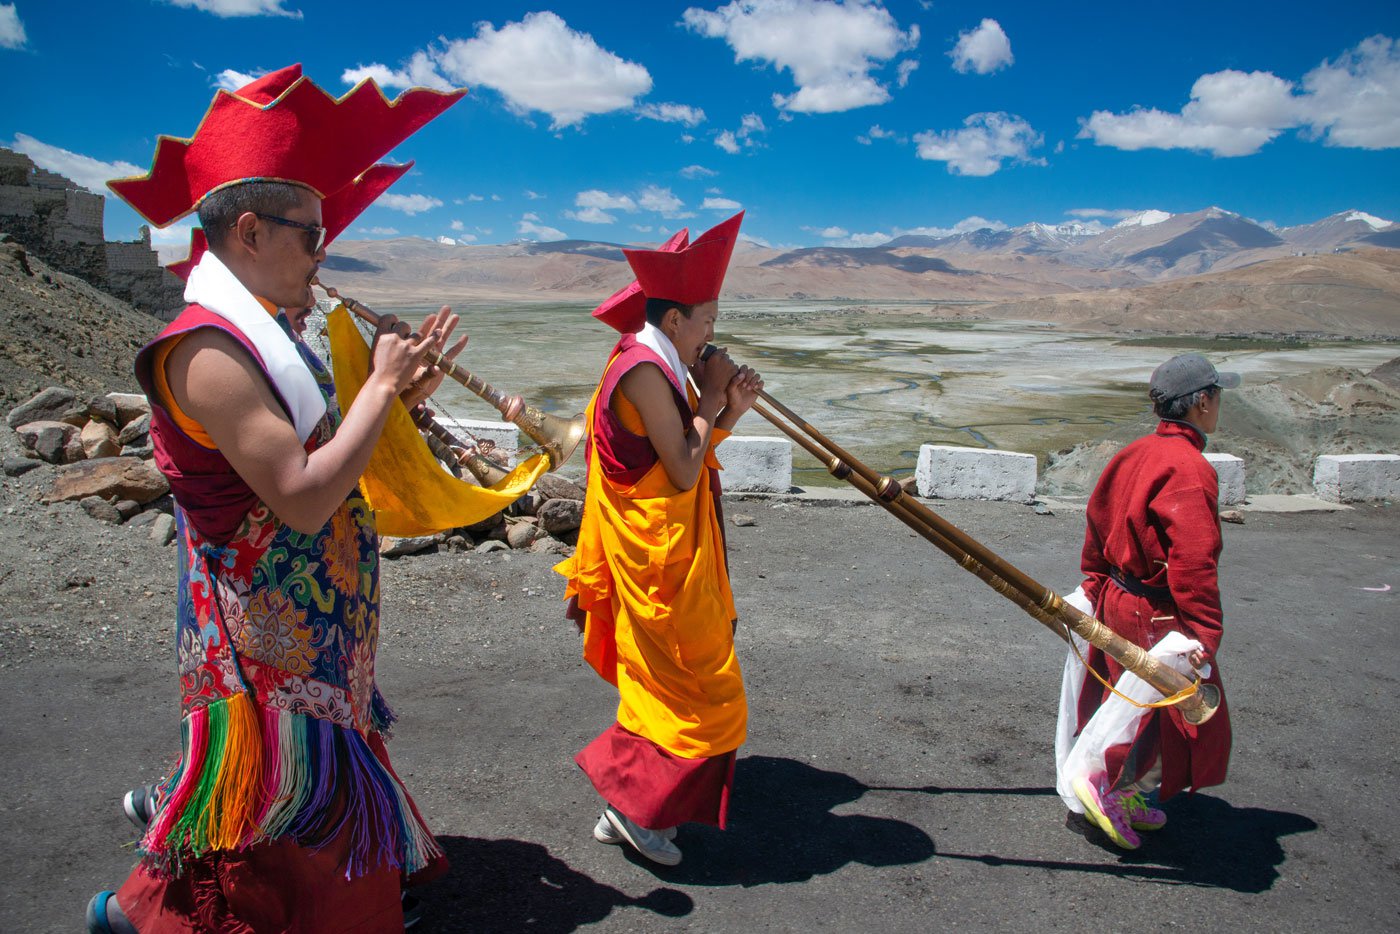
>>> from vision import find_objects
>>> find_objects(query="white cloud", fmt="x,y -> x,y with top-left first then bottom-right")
857,123 -> 905,145
681,133 -> 696,144
524,190 -> 545,200
457,232 -> 478,243
364,227 -> 400,236
715,112 -> 767,154
914,112 -> 1045,176
819,215 -> 1007,247
450,220 -> 465,231
147,223 -> 197,247
565,206 -> 617,224
377,193 -> 443,215
683,0 -> 919,113
632,224 -> 655,233
897,59 -> 919,88
1080,35 -> 1400,156
739,232 -> 773,248
0,4 -> 27,49
705,187 -> 723,195
702,197 -> 742,210
680,164 -> 717,178
1067,208 -> 1142,220
576,190 -> 637,211
213,68 -> 262,91
637,102 -> 707,126
436,235 -> 456,245
342,51 -> 454,92
949,18 -> 1013,75
1079,70 -> 1298,157
160,0 -> 302,18
839,231 -> 892,247
1298,35 -> 1400,149
11,133 -> 142,194
519,212 -> 568,241
436,12 -> 651,128
466,194 -> 485,202
638,185 -> 686,217
491,194 -> 503,202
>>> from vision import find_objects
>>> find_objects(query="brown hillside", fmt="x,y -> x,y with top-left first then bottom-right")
0,241 -> 157,408
974,249 -> 1400,338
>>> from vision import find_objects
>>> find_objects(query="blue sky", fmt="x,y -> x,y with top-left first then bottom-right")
3,0 -> 1398,252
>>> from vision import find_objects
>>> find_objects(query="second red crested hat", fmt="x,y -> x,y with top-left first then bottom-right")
166,161 -> 411,281
591,227 -> 690,333
621,211 -> 744,309
108,63 -> 465,228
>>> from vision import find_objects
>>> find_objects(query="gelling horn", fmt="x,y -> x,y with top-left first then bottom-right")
700,344 -> 1220,725
315,281 -> 587,471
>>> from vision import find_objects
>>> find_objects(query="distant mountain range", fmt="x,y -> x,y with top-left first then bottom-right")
270,205 -> 1400,336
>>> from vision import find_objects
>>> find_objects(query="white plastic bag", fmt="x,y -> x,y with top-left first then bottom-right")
1053,586 -> 1204,812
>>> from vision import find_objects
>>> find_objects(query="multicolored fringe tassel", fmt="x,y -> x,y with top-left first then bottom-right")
140,695 -> 441,879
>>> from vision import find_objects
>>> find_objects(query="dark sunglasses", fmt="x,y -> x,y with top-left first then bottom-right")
254,213 -> 327,254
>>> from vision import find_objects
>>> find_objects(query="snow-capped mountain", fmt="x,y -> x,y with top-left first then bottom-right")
1281,210 -> 1397,251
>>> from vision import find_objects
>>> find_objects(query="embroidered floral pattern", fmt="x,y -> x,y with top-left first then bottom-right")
240,588 -> 316,675
174,336 -> 384,734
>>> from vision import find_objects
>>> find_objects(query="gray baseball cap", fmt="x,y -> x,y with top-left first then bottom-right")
1148,353 -> 1241,402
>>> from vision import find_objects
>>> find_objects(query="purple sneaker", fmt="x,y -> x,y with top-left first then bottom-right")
1072,776 -> 1141,850
1122,791 -> 1167,831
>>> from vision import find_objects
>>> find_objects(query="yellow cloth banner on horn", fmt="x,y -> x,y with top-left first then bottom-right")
325,304 -> 549,537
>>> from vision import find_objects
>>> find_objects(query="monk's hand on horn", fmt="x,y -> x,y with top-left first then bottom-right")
697,345 -> 738,403
369,313 -> 439,396
725,365 -> 763,416
402,305 -> 467,409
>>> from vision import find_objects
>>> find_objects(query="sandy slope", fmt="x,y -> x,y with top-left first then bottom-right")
972,250 -> 1400,339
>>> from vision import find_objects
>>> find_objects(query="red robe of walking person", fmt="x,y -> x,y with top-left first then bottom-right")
1065,352 -> 1237,850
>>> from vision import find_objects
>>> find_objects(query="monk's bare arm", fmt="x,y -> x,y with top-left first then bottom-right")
620,363 -> 724,492
166,328 -> 426,533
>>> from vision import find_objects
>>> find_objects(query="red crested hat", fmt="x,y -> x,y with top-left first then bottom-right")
591,227 -> 690,333
165,161 -> 411,280
621,211 -> 743,310
108,63 -> 465,227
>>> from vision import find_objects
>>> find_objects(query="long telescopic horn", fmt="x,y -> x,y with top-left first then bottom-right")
317,281 -> 586,471
701,343 -> 1219,725
408,407 -> 513,487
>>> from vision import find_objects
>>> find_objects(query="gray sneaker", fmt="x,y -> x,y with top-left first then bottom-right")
603,805 -> 682,866
593,811 -> 677,844
122,784 -> 160,831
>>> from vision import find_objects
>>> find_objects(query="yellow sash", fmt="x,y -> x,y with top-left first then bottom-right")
325,304 -> 549,537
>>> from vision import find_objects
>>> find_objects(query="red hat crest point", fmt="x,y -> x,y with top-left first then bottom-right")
592,226 -> 691,333
621,210 -> 744,309
108,66 -> 466,228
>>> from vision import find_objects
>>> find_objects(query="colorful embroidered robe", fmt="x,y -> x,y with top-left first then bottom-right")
132,305 -> 440,878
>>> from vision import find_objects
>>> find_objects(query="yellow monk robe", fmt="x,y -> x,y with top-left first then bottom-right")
556,356 -> 747,759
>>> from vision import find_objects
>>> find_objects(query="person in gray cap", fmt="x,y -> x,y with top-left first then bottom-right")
1059,353 -> 1239,850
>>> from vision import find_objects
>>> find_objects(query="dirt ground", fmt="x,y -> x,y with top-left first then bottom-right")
1,448 -> 1397,931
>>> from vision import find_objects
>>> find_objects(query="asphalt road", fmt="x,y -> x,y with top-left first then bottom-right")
2,495 -> 1397,932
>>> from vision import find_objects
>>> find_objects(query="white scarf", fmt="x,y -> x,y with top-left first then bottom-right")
184,251 -> 326,442
636,322 -> 689,391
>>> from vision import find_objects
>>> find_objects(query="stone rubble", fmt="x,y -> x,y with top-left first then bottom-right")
7,382 -> 588,560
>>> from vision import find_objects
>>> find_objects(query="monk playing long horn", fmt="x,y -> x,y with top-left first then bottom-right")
555,212 -> 762,867
87,65 -> 466,933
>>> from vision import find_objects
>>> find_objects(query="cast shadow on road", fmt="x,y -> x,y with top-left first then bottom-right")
629,755 -> 936,886
414,836 -> 694,933
938,794 -> 1317,894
